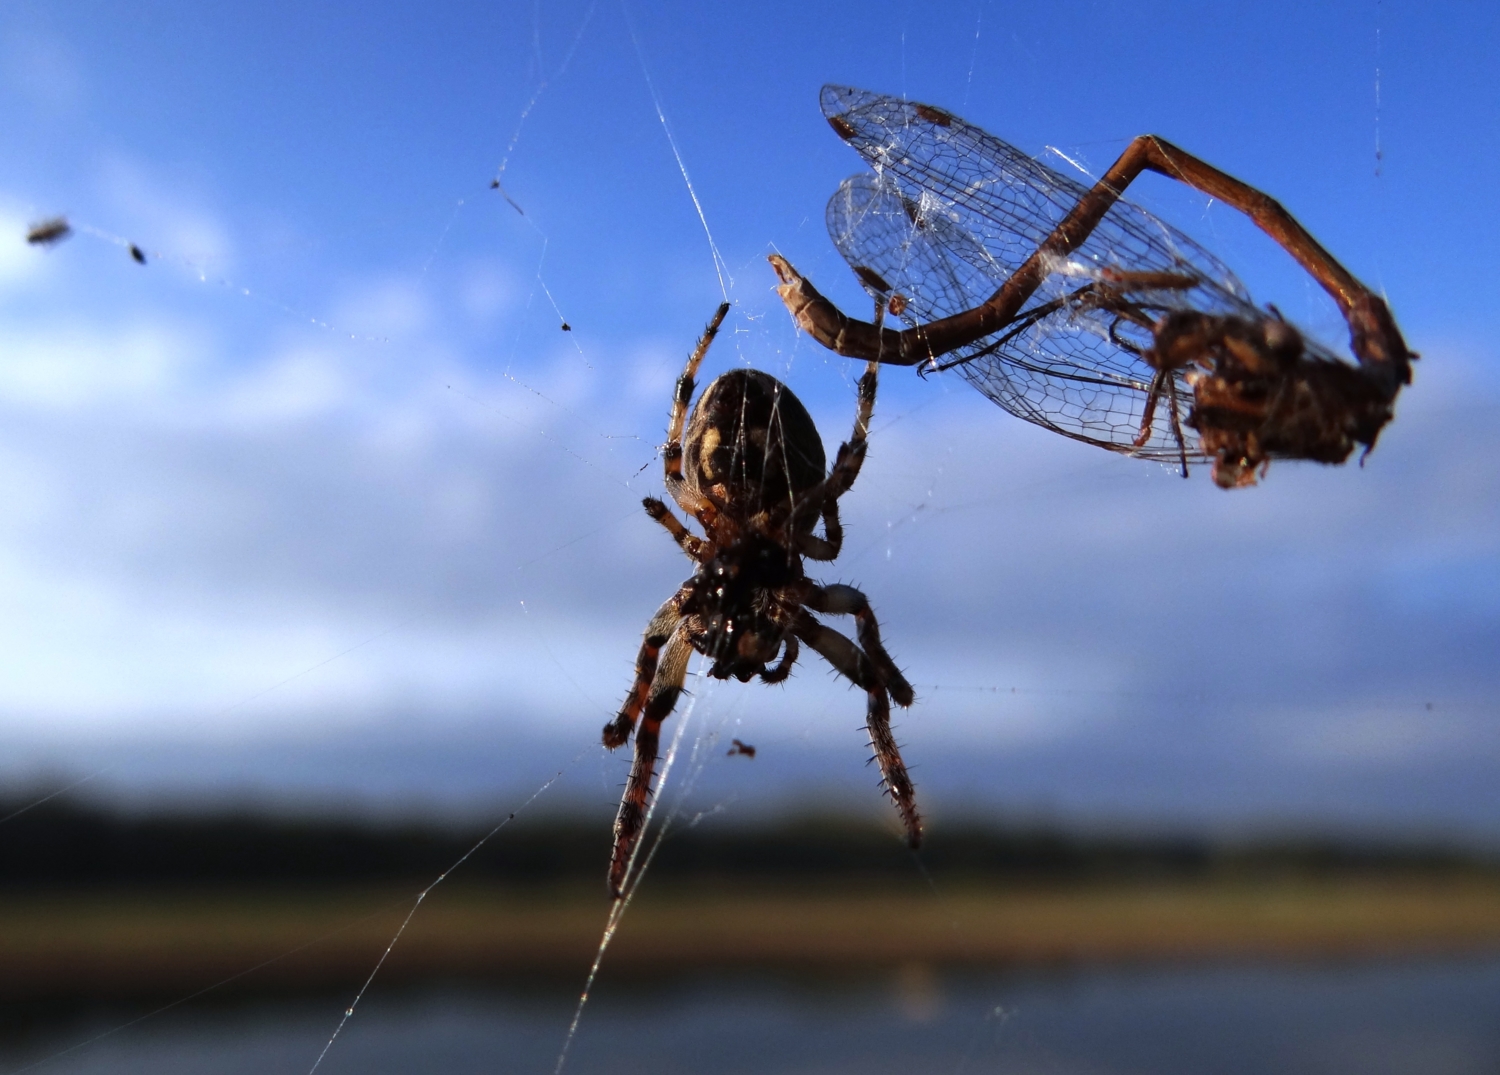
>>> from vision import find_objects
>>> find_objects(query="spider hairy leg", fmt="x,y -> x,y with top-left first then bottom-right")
664,303 -> 730,521
825,361 -> 877,498
864,686 -> 922,848
643,497 -> 708,561
794,615 -> 922,848
610,626 -> 692,898
759,634 -> 800,684
806,582 -> 913,707
796,359 -> 877,554
791,361 -> 879,532
603,586 -> 690,749
796,500 -> 841,561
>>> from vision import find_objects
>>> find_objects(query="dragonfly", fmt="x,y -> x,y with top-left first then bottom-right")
769,86 -> 1415,488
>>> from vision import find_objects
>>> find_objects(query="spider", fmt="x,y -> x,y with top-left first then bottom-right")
768,86 -> 1415,488
602,301 -> 919,898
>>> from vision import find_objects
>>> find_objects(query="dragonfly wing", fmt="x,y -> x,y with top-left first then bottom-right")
819,85 -> 1286,459
820,85 -> 1246,295
827,170 -> 1204,459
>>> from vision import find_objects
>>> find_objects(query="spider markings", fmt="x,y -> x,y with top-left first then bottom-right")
770,85 -> 1415,488
602,303 -> 920,899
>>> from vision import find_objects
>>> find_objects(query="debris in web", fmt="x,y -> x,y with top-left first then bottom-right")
25,217 -> 72,247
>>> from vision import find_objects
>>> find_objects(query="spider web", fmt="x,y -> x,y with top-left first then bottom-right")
1,4 -> 1493,1075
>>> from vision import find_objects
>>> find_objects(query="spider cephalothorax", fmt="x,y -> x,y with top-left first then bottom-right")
684,533 -> 799,681
602,303 -> 920,898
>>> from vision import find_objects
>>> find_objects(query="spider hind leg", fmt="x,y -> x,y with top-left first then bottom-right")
794,615 -> 922,848
865,686 -> 922,847
807,583 -> 914,707
604,587 -> 690,749
609,625 -> 692,898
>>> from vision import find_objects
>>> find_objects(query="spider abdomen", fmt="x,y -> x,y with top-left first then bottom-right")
684,369 -> 826,517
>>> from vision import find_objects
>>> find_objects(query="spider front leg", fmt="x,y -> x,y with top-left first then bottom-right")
797,500 -> 842,561
643,497 -> 708,561
663,303 -> 730,522
791,359 -> 879,535
831,359 -> 878,497
759,634 -> 800,684
609,622 -> 693,898
793,612 -> 922,847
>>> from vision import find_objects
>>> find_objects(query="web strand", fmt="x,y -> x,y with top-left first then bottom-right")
621,0 -> 730,300
491,2 -> 599,192
0,771 -> 108,827
1,758 -> 579,1075
962,4 -> 984,111
305,757 -> 581,1075
65,221 -> 390,344
552,677 -> 710,1075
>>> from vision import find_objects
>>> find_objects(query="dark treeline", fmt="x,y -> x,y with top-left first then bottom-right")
1,795 -> 1492,887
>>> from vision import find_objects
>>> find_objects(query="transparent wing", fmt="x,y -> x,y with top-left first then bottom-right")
819,85 -> 1308,459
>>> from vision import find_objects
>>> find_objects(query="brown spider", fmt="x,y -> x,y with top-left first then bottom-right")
602,302 -> 919,898
769,86 -> 1415,488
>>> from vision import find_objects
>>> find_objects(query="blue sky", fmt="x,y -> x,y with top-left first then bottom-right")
0,0 -> 1497,841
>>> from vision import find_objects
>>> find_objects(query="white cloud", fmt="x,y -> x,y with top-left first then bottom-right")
0,318 -> 207,409
329,277 -> 434,339
0,266 -> 1494,834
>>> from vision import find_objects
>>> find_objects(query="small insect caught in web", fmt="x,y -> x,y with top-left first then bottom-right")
769,85 -> 1416,488
130,243 -> 147,265
26,217 -> 72,247
726,738 -> 756,758
601,302 -> 921,898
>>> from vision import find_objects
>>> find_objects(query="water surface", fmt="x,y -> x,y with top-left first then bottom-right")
7,958 -> 1499,1075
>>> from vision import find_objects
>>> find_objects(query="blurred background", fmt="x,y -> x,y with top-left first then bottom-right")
1,0 -> 1497,1072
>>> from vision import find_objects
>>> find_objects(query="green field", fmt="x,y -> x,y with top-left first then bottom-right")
7,876 -> 1500,1002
